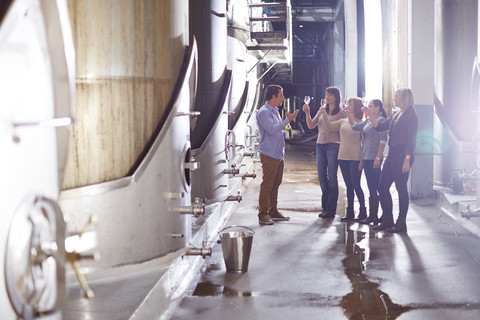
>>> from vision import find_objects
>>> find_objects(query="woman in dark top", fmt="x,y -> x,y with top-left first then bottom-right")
366,88 -> 418,233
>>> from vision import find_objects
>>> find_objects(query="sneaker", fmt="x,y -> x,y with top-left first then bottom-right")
258,213 -> 274,225
269,209 -> 290,221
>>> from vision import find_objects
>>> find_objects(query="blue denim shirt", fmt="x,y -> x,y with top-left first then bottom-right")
256,102 -> 289,160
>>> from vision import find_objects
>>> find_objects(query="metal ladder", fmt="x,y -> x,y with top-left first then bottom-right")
246,0 -> 290,51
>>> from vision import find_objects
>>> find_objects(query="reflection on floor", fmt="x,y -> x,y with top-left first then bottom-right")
172,143 -> 480,320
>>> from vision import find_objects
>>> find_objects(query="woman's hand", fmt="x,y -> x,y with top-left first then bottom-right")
302,104 -> 310,113
402,158 -> 410,173
319,106 -> 327,114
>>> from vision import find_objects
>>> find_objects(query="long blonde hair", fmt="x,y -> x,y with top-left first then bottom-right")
394,88 -> 415,120
396,88 -> 415,110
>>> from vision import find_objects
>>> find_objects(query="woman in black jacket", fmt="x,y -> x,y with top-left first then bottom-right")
366,88 -> 418,233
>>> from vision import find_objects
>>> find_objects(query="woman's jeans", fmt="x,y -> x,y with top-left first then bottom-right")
363,159 -> 381,199
378,148 -> 414,223
338,160 -> 365,208
316,143 -> 339,213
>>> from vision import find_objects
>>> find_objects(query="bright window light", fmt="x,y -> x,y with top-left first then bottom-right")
364,0 -> 382,99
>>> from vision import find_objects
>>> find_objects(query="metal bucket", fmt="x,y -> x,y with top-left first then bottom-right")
218,225 -> 255,273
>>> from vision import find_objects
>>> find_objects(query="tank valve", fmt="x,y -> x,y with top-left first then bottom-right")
460,205 -> 480,219
172,198 -> 205,218
225,191 -> 242,202
241,172 -> 256,179
184,247 -> 212,259
184,156 -> 200,171
65,215 -> 99,299
223,164 -> 240,176
176,111 -> 201,118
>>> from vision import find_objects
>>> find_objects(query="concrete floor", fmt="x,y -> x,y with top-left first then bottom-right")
172,143 -> 480,320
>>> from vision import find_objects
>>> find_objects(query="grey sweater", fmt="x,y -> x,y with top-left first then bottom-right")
351,116 -> 388,160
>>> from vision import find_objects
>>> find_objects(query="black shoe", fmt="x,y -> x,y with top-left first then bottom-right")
340,215 -> 354,221
318,208 -> 327,217
353,207 -> 368,222
321,212 -> 336,219
388,223 -> 407,233
372,221 -> 394,230
341,207 -> 354,221
358,215 -> 379,225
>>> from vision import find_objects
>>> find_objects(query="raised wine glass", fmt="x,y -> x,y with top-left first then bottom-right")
304,96 -> 311,104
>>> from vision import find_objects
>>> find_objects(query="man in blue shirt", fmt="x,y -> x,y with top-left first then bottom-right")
256,85 -> 299,225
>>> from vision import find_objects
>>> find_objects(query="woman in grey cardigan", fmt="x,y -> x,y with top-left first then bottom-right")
347,99 -> 388,224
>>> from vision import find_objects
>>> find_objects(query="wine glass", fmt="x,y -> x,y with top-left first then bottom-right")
304,96 -> 311,104
320,99 -> 326,106
361,97 -> 368,107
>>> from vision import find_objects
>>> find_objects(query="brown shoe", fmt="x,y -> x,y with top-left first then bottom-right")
269,209 -> 290,221
258,213 -> 274,225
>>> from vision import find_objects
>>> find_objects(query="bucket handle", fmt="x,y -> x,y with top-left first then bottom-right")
218,225 -> 255,235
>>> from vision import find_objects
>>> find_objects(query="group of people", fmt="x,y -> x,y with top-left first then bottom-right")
256,84 -> 418,233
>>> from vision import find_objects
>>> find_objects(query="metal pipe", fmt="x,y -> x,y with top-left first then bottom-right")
172,204 -> 205,218
184,247 -> 212,258
223,168 -> 240,175
225,191 -> 242,202
460,205 -> 480,219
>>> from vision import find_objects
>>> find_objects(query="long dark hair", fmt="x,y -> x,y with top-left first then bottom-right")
371,99 -> 387,118
325,86 -> 341,115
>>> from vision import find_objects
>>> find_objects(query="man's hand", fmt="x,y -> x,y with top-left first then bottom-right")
287,109 -> 300,122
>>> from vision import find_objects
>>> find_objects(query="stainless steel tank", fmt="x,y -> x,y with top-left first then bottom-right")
0,0 -> 75,318
59,0 -> 195,269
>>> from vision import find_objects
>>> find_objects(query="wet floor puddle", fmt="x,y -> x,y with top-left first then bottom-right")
340,224 -> 411,319
192,282 -> 252,297
191,225 -> 411,318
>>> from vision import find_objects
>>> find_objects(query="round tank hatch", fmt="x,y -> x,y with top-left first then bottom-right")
181,142 -> 200,192
4,195 -> 66,318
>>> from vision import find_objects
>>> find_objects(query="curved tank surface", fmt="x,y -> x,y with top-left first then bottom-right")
0,0 -> 75,318
59,0 -> 193,269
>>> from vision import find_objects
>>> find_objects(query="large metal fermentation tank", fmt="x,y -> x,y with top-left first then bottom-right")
433,0 -> 478,184
189,0 -> 232,204
59,0 -> 195,270
226,0 -> 261,163
64,0 -> 188,188
0,0 -> 75,318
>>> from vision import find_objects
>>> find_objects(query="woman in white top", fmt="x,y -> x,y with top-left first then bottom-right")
320,98 -> 366,221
